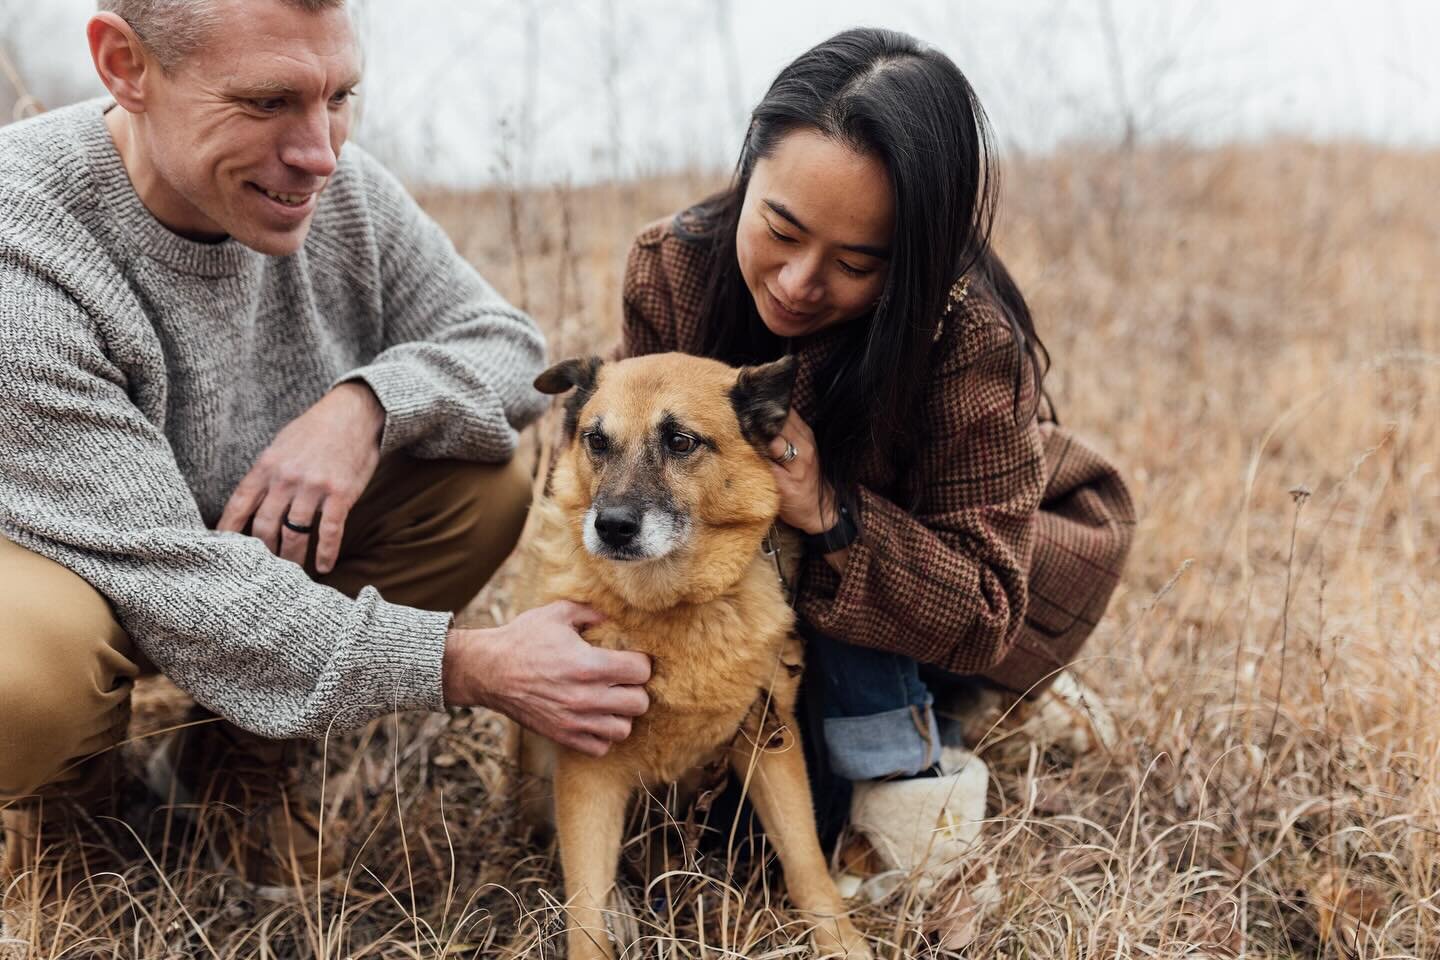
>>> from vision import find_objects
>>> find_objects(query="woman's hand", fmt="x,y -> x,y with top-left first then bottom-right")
767,409 -> 840,535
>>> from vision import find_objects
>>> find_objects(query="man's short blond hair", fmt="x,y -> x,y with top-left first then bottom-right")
97,0 -> 348,71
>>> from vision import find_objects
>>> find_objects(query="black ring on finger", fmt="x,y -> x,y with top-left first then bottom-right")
282,515 -> 315,535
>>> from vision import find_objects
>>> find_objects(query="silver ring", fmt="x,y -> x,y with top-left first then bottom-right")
776,440 -> 798,465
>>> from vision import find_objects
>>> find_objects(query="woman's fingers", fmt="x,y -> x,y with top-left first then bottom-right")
768,433 -> 792,462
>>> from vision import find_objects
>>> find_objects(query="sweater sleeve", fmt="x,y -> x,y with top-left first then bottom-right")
0,263 -> 452,740
339,153 -> 548,460
796,303 -> 1046,675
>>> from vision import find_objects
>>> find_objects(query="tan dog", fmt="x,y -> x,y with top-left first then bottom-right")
509,352 -> 870,960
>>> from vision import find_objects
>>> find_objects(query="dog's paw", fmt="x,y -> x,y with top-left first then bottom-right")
810,915 -> 872,959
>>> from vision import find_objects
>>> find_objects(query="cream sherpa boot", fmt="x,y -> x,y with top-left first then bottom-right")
837,746 -> 995,902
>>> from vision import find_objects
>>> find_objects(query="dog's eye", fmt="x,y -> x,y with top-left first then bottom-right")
665,432 -> 698,455
584,431 -> 609,454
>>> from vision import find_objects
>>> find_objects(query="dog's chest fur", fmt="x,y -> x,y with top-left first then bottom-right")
522,498 -> 797,786
587,562 -> 794,783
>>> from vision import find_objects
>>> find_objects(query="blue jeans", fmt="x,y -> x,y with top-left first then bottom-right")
807,632 -> 943,781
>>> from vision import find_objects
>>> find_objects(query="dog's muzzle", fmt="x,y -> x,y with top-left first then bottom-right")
595,504 -> 641,549
583,503 -> 689,561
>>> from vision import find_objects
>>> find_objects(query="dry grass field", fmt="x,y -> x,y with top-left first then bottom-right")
4,140 -> 1439,958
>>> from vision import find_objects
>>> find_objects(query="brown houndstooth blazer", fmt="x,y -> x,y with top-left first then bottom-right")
619,216 -> 1135,695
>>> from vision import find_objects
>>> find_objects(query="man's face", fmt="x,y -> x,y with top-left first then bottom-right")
134,0 -> 361,255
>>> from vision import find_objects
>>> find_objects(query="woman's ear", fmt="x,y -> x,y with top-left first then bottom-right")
731,355 -> 796,443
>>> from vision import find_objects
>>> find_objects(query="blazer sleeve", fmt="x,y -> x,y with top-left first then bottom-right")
617,221 -> 680,358
796,300 -> 1046,675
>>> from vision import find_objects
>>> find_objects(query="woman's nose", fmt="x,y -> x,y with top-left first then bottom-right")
777,255 -> 824,305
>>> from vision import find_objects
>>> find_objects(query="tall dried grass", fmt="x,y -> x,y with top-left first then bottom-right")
4,140 -> 1438,958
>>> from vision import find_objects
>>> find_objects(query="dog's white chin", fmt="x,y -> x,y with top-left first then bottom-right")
582,506 -> 691,561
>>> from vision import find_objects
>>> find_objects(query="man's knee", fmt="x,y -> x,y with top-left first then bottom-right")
323,454 -> 534,612
0,538 -> 136,798
431,456 -> 533,603
0,667 -> 102,798
452,456 -> 533,556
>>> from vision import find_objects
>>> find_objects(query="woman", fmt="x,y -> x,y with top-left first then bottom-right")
618,27 -> 1134,884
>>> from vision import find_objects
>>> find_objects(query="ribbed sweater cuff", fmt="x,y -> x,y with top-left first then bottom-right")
341,362 -> 432,456
362,599 -> 451,716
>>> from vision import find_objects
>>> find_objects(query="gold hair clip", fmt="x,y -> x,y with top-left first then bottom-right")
944,276 -> 971,314
935,276 -> 972,341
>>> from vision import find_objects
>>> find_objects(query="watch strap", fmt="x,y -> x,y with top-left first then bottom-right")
802,501 -> 860,554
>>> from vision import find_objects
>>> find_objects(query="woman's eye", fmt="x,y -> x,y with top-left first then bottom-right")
837,260 -> 872,278
584,432 -> 609,454
666,433 -> 698,455
766,223 -> 795,244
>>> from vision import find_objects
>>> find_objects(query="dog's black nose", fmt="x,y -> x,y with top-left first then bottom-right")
595,505 -> 641,548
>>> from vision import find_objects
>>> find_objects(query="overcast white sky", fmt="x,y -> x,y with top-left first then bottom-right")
3,0 -> 1437,185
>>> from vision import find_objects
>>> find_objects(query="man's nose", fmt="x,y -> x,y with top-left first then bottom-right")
278,106 -> 340,179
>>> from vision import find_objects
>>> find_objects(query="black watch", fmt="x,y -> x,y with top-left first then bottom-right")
802,501 -> 860,555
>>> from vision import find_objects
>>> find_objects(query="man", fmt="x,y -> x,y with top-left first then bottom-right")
0,0 -> 650,906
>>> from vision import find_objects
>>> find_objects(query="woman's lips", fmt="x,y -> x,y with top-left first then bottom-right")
766,286 -> 819,324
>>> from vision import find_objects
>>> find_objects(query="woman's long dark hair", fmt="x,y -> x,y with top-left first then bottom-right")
677,27 -> 1049,509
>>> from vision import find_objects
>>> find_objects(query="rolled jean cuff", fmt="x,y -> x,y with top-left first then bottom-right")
823,701 -> 942,781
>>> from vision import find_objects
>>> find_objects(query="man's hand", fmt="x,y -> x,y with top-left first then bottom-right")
217,382 -> 385,573
443,601 -> 652,757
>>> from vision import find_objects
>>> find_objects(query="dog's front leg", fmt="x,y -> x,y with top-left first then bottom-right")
728,718 -> 872,959
554,754 -> 632,960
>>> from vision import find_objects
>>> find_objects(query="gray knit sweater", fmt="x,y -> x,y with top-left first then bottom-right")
0,101 -> 548,738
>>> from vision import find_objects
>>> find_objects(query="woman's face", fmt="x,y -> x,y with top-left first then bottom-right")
736,129 -> 895,339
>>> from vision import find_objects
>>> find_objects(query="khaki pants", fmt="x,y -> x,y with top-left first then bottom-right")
0,454 -> 531,800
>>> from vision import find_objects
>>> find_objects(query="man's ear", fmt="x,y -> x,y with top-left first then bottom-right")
534,356 -> 603,439
730,355 -> 796,444
87,13 -> 153,113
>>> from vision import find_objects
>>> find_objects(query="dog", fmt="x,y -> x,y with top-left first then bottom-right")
508,352 -> 870,960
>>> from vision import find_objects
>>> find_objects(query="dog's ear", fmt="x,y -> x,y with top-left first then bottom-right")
535,356 -> 604,438
535,356 -> 602,395
730,355 -> 796,444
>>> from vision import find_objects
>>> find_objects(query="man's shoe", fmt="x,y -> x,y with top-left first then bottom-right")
143,713 -> 346,901
1,754 -> 135,948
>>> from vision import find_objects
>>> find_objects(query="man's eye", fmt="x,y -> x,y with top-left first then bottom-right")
666,433 -> 698,455
584,432 -> 609,454
330,89 -> 355,107
250,98 -> 286,113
